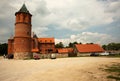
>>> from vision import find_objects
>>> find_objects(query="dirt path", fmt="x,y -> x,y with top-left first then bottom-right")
0,57 -> 120,81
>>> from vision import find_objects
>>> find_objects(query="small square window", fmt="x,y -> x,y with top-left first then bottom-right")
40,40 -> 42,42
27,32 -> 29,35
45,40 -> 47,42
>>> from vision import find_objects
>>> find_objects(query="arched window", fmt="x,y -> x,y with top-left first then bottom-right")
27,32 -> 30,35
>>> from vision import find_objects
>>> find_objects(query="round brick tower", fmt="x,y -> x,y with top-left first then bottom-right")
14,4 -> 32,59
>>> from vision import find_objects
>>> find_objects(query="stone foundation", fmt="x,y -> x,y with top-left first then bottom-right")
77,53 -> 91,57
56,54 -> 68,58
14,52 -> 33,59
33,53 -> 68,59
40,54 -> 51,59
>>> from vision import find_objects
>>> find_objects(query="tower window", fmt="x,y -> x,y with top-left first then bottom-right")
17,15 -> 20,21
40,40 -> 42,43
45,44 -> 47,47
45,40 -> 47,42
27,32 -> 30,35
50,44 -> 52,47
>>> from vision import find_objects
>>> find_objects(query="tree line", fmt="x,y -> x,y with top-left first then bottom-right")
102,43 -> 120,50
56,42 -> 120,51
55,41 -> 93,48
0,42 -> 119,56
0,43 -> 8,56
55,41 -> 80,48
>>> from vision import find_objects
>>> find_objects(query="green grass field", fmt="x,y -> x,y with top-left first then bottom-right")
104,63 -> 120,81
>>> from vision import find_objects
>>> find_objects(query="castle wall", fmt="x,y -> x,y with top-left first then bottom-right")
39,43 -> 55,54
15,23 -> 31,37
14,52 -> 32,59
14,37 -> 31,52
8,39 -> 14,54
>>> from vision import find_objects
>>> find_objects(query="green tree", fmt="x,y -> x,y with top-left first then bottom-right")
69,42 -> 74,47
102,43 -> 120,50
116,43 -> 120,50
73,41 -> 78,44
68,41 -> 78,48
79,42 -> 82,44
102,45 -> 107,50
0,43 -> 8,56
55,42 -> 64,48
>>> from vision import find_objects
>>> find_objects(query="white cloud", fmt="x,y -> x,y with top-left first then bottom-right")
105,1 -> 120,20
0,0 -> 120,44
55,32 -> 117,46
9,0 -> 114,32
43,0 -> 114,30
32,27 -> 48,37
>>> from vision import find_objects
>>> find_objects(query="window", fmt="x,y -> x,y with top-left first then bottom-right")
17,15 -> 20,21
45,40 -> 47,42
50,44 -> 52,47
23,16 -> 25,21
27,32 -> 30,35
40,40 -> 42,43
45,49 -> 47,51
45,44 -> 47,47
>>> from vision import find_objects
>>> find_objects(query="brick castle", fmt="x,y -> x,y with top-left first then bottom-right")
8,4 -> 56,59
8,4 -> 104,59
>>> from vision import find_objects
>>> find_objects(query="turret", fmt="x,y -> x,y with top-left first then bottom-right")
13,4 -> 32,59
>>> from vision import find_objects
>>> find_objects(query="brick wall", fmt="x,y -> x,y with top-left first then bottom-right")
14,37 -> 32,52
8,39 -> 14,54
14,52 -> 32,59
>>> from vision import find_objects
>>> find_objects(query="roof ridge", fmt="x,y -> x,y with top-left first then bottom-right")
39,37 -> 54,38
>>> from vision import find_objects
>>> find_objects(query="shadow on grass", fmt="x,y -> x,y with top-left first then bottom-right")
107,75 -> 120,80
104,63 -> 120,81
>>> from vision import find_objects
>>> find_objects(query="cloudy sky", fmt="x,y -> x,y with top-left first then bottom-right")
0,0 -> 120,46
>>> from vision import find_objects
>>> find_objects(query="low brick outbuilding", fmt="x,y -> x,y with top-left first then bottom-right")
74,44 -> 105,56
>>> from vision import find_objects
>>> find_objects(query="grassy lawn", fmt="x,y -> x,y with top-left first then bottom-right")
107,54 -> 120,58
98,54 -> 120,58
104,63 -> 120,81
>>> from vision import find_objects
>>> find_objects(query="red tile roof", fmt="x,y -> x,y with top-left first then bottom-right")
75,44 -> 104,53
58,48 -> 73,54
38,38 -> 54,43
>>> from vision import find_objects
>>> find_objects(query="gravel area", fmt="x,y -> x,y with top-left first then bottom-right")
0,57 -> 120,81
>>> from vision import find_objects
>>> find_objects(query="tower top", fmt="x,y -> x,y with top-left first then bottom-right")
19,4 -> 29,13
15,4 -> 32,16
